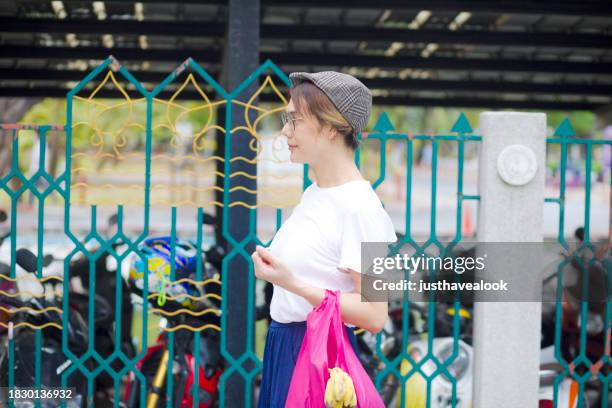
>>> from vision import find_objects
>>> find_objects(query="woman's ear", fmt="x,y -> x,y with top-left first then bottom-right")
324,125 -> 338,142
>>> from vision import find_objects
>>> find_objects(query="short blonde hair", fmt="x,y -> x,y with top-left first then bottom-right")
290,82 -> 358,150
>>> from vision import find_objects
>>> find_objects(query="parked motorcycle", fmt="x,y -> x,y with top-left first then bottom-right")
124,212 -> 225,408
34,236 -> 136,404
0,248 -> 97,408
124,284 -> 223,408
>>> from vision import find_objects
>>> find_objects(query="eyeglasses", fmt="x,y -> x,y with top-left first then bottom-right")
281,111 -> 302,131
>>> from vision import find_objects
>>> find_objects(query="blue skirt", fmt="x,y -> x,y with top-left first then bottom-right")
257,320 -> 358,408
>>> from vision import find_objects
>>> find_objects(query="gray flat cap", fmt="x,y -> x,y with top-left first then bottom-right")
289,71 -> 372,135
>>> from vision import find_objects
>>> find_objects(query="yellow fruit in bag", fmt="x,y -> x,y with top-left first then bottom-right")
324,367 -> 357,408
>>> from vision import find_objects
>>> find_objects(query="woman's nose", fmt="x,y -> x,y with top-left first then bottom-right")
281,122 -> 293,138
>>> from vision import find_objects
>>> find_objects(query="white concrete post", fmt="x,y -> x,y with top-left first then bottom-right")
473,112 -> 547,408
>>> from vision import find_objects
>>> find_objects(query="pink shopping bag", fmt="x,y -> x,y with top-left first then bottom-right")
285,290 -> 385,408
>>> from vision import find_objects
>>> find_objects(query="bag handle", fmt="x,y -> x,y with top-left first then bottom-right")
326,290 -> 349,367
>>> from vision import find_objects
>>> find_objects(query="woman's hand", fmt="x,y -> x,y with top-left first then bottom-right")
251,246 -> 295,289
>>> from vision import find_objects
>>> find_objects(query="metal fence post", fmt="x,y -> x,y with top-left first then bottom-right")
220,0 -> 260,406
473,112 -> 546,408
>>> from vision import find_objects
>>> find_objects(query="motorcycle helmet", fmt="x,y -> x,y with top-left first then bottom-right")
128,236 -> 201,307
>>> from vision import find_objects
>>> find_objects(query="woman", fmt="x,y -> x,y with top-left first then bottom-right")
252,71 -> 396,407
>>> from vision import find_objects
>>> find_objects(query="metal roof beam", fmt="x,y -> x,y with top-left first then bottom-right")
99,0 -> 612,18
265,0 -> 612,17
2,68 -> 612,97
1,18 -> 611,49
0,86 -> 603,111
2,46 -> 610,75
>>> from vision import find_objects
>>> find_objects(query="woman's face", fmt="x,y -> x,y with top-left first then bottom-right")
282,99 -> 329,164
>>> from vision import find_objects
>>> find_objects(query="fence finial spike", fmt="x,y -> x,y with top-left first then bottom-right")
553,117 -> 575,138
372,112 -> 395,133
451,112 -> 473,134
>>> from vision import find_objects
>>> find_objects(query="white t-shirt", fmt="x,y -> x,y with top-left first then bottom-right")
268,179 -> 397,323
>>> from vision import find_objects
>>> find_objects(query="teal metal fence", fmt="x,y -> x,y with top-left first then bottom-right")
359,111 -> 480,408
0,56 -> 609,408
544,119 -> 611,408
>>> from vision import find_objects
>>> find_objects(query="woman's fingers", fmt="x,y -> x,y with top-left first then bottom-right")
252,247 -> 294,289
251,252 -> 264,274
252,251 -> 272,280
256,245 -> 275,266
